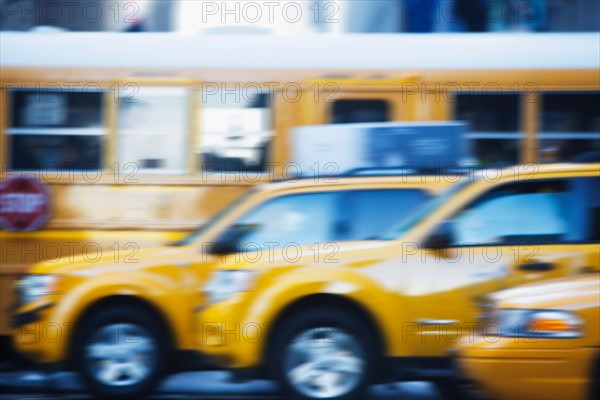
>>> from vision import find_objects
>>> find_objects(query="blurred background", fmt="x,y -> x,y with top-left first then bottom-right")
1,1 -> 599,398
2,0 -> 599,33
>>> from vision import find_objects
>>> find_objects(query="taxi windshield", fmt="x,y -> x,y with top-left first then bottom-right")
172,189 -> 256,246
380,178 -> 471,240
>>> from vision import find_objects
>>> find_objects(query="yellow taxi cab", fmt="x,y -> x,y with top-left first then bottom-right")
456,273 -> 600,400
10,173 -> 449,399
195,163 -> 599,400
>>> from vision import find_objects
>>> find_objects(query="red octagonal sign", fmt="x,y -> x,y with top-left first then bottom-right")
0,176 -> 51,231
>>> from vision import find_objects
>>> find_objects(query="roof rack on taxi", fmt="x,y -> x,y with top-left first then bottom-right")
342,166 -> 466,177
340,164 -> 502,177
269,167 -> 425,182
271,165 -> 515,182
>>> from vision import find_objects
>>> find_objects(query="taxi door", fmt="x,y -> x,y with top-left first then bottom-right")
403,176 -> 599,357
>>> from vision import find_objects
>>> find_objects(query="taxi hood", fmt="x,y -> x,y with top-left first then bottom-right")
492,274 -> 600,310
27,245 -> 202,276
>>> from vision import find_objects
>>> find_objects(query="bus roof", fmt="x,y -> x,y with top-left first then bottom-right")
2,32 -> 599,72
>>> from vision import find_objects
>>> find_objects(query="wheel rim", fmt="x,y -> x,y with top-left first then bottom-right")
283,327 -> 365,399
85,323 -> 157,387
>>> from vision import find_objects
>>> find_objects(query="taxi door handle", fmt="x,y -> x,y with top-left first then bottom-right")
518,262 -> 555,272
416,319 -> 458,326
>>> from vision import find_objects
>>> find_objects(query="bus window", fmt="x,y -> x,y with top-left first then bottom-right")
8,88 -> 104,171
199,87 -> 274,173
331,99 -> 390,124
538,92 -> 600,163
119,86 -> 188,173
455,93 -> 521,167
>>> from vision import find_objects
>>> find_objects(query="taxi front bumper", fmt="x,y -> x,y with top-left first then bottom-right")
11,302 -> 70,364
456,338 -> 597,400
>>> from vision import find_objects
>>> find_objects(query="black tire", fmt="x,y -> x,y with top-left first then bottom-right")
590,357 -> 600,400
72,304 -> 171,399
434,379 -> 485,400
268,306 -> 379,400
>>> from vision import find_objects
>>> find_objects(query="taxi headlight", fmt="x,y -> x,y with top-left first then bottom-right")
490,309 -> 582,339
203,270 -> 257,305
16,275 -> 61,304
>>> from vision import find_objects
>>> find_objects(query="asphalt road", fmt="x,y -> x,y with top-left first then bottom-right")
0,370 -> 444,399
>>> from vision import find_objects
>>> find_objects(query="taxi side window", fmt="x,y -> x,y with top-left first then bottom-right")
232,192 -> 337,251
336,189 -> 430,240
577,177 -> 600,242
452,180 -> 569,246
226,189 -> 429,251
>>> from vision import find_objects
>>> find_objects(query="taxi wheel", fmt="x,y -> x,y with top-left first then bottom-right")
591,357 -> 599,400
269,307 -> 377,400
434,379 -> 483,400
73,305 -> 171,399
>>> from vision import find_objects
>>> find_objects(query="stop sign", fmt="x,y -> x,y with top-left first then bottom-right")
0,176 -> 51,231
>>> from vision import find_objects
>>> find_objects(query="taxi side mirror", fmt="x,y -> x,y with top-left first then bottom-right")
206,223 -> 259,255
424,221 -> 454,250
206,239 -> 238,255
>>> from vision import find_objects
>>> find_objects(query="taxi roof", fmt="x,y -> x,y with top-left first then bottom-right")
471,162 -> 600,180
257,162 -> 600,194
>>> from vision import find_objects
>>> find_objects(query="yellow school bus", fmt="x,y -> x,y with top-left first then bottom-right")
1,32 -> 599,343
